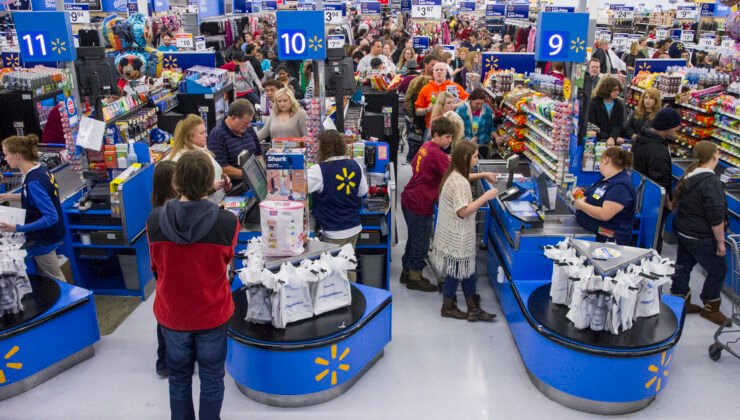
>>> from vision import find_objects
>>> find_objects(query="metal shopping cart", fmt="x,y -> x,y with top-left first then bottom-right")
708,235 -> 740,361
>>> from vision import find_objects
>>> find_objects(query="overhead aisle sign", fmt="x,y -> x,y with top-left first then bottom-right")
413,36 -> 430,51
411,0 -> 442,20
276,10 -> 326,61
700,3 -> 715,16
361,1 -> 381,16
459,2 -> 476,13
506,3 -> 529,19
233,0 -> 254,13
485,4 -> 506,17
545,6 -> 574,13
535,12 -> 589,63
13,11 -> 77,63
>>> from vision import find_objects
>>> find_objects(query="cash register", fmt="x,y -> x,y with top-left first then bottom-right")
498,172 -> 553,226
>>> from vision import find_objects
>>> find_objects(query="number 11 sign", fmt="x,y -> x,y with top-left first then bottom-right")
13,12 -> 77,63
535,12 -> 589,63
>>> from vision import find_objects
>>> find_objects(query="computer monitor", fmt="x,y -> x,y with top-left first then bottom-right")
242,155 -> 267,202
534,172 -> 551,211
75,47 -> 117,97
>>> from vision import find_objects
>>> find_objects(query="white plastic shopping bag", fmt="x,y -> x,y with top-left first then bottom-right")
260,200 -> 306,257
313,252 -> 354,316
271,262 -> 314,328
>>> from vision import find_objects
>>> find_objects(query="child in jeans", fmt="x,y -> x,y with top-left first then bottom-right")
431,141 -> 498,321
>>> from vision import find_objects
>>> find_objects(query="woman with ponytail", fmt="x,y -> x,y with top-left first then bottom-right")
574,146 -> 637,245
0,134 -> 66,281
670,141 -> 729,325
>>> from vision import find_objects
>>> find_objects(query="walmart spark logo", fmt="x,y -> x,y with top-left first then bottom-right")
163,56 -> 178,70
315,344 -> 350,386
3,53 -> 20,68
0,345 -> 23,384
308,36 -> 323,52
639,63 -> 651,72
570,37 -> 585,54
51,38 -> 67,55
335,168 -> 357,195
486,56 -> 500,70
645,351 -> 671,393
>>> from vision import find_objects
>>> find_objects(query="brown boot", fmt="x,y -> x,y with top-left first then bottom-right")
441,298 -> 467,319
406,270 -> 437,292
700,299 -> 729,326
400,269 -> 409,284
674,291 -> 702,314
466,296 -> 497,322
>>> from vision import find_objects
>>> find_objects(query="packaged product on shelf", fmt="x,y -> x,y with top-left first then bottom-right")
265,148 -> 307,202
259,200 -> 305,257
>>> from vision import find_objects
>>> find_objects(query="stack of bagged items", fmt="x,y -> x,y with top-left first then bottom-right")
238,239 -> 355,329
0,233 -> 32,317
544,240 -> 675,335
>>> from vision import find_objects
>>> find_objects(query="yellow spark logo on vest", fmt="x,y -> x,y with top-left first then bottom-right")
644,351 -> 671,393
335,168 -> 357,195
314,344 -> 350,386
0,345 -> 23,384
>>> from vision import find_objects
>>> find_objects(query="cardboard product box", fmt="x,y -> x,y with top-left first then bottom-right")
265,148 -> 307,202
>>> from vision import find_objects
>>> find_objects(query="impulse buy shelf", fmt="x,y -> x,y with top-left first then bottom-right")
60,164 -> 155,300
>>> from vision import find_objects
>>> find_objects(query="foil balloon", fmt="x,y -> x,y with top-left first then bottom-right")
720,0 -> 740,7
129,13 -> 153,49
115,50 -> 147,81
143,47 -> 164,78
102,14 -> 125,51
726,10 -> 740,41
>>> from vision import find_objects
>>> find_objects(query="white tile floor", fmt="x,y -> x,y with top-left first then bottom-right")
4,153 -> 740,419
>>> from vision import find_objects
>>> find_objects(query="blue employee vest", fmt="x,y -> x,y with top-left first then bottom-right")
312,159 -> 363,232
21,166 -> 65,246
575,170 -> 636,245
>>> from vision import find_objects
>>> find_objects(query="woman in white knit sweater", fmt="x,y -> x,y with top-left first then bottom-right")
432,141 -> 499,321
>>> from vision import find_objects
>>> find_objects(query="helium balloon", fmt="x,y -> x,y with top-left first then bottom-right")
115,50 -> 147,81
726,10 -> 740,41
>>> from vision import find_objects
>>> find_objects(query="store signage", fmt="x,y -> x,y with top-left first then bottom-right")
72,0 -> 102,11
441,44 -> 456,53
101,0 -> 126,12
544,6 -> 574,13
612,34 -> 629,51
411,0 -> 442,20
413,36 -> 430,51
401,0 -> 411,13
162,52 -> 216,70
485,4 -> 505,17
633,59 -> 686,73
262,1 -> 277,11
327,35 -> 345,49
194,36 -> 206,50
6,0 -> 31,10
610,5 -> 634,20
655,28 -> 668,39
276,10 -> 326,60
176,33 -> 194,49
680,30 -> 694,43
721,38 -> 735,48
361,1 -> 381,15
458,2 -> 475,13
127,0 -> 139,14
297,1 -> 316,11
482,53 -> 535,75
669,29 -> 682,41
676,6 -> 696,20
699,33 -> 716,49
153,0 -> 169,12
324,4 -> 345,25
535,12 -> 589,63
65,4 -> 91,24
12,12 -> 77,63
506,4 -> 529,19
234,0 -> 253,13
700,3 -> 715,16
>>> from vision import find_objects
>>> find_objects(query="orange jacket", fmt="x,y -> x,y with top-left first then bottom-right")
415,80 -> 469,127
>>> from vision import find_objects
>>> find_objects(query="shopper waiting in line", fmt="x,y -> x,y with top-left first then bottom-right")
166,114 -> 229,204
456,88 -> 494,154
591,40 -> 613,74
403,74 -> 432,165
671,141 -> 729,325
574,147 -> 636,245
415,62 -> 469,130
400,117 -> 497,291
357,39 -> 397,73
433,141 -> 498,321
427,91 -> 462,141
219,51 -> 262,105
632,107 -> 681,253
396,47 -> 417,75
623,87 -> 661,141
588,76 -> 627,145
150,160 -> 177,379
223,36 -> 244,63
0,135 -> 66,282
207,99 -> 262,183
257,87 -> 307,142
274,64 -> 304,100
308,130 -> 368,255
623,42 -> 646,74
261,79 -> 282,120
455,51 -> 480,90
451,47 -> 468,72
148,151 -> 239,420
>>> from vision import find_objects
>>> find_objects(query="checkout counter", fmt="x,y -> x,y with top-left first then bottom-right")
0,161 -> 100,400
478,159 -> 686,414
225,143 -> 395,407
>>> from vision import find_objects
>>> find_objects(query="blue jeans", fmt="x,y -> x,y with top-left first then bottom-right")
442,273 -> 477,299
402,204 -> 433,272
160,323 -> 228,420
670,235 -> 727,301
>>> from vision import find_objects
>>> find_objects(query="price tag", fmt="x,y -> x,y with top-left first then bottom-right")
611,6 -> 635,20
327,35 -> 345,49
65,4 -> 90,24
680,30 -> 694,43
656,28 -> 668,39
676,6 -> 696,20
699,34 -> 716,49
176,33 -> 194,49
195,36 -> 206,51
324,4 -> 343,25
721,38 -> 735,48
411,0 -> 442,20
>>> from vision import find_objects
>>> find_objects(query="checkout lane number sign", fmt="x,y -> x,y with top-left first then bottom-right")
276,10 -> 327,61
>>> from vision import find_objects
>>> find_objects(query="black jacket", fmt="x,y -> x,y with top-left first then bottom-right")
247,56 -> 264,81
591,48 -> 611,73
632,127 -> 673,198
588,96 -> 626,141
623,113 -> 649,139
673,170 -> 726,239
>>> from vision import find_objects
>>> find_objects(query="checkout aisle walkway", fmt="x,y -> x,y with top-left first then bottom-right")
3,154 -> 740,419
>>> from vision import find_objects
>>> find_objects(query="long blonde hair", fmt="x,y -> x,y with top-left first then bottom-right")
464,51 -> 480,72
443,110 -> 465,146
430,91 -> 456,122
272,87 -> 301,115
397,47 -> 416,69
634,87 -> 661,120
170,114 -> 205,159
629,42 -> 640,56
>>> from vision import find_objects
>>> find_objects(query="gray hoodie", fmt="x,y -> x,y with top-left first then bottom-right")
158,199 -> 220,245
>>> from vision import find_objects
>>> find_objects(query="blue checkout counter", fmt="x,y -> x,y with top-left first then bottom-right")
478,160 -> 686,414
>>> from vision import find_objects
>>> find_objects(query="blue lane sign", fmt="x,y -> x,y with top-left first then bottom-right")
276,10 -> 326,61
262,1 -> 277,11
700,3 -> 715,17
234,0 -> 253,13
13,11 -> 77,63
459,2 -> 476,13
413,36 -> 430,51
486,4 -> 506,17
401,0 -> 411,13
506,4 -> 529,19
361,1 -> 381,15
545,6 -> 574,13
535,12 -> 589,63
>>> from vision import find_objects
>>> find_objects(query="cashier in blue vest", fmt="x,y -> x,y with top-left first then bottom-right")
574,147 -> 636,245
308,130 -> 368,254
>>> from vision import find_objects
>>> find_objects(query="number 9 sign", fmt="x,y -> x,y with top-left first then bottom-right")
543,31 -> 569,59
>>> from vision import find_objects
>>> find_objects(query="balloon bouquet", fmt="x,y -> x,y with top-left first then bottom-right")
720,2 -> 740,78
102,13 -> 164,91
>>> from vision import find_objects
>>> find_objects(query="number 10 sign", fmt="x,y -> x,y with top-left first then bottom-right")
535,12 -> 589,63
276,11 -> 326,61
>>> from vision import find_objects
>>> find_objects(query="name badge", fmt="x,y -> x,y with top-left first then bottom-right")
592,186 -> 606,200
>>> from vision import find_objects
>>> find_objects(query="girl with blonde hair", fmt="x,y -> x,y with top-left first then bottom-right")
258,87 -> 307,140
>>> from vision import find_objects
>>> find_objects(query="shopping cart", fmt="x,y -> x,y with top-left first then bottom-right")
708,235 -> 740,361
